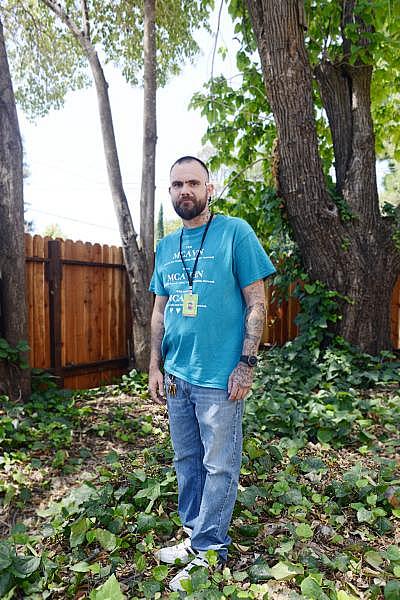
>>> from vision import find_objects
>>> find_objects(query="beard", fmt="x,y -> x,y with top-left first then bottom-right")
173,195 -> 208,220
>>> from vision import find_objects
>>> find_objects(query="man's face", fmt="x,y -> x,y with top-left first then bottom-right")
169,161 -> 213,221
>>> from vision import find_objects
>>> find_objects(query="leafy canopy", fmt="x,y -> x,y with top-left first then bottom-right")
2,0 -> 214,119
192,0 -> 400,274
304,0 -> 400,158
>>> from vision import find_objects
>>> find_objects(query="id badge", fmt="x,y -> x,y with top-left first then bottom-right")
182,293 -> 199,317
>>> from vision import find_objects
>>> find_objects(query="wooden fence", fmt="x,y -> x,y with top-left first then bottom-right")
25,234 -> 132,390
25,234 -> 400,390
262,278 -> 400,350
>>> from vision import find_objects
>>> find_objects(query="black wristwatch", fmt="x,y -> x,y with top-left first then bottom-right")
240,354 -> 258,367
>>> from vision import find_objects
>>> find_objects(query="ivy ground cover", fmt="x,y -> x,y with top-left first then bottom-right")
0,349 -> 399,599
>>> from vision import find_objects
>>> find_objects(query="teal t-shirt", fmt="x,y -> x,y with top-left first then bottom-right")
149,214 -> 276,389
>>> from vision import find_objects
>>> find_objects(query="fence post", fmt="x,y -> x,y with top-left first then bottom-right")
45,240 -> 63,386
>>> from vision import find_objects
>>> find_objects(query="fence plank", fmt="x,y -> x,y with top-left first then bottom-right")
102,243 -> 112,380
25,234 -> 50,369
391,277 -> 400,350
47,240 -> 63,382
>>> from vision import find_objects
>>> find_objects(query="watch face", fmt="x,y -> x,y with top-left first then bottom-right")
248,355 -> 257,367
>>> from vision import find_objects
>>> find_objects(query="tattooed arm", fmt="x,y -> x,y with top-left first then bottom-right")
228,280 -> 266,401
149,295 -> 168,404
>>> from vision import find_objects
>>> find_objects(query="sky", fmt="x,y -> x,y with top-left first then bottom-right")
20,5 -> 389,247
20,5 -> 239,246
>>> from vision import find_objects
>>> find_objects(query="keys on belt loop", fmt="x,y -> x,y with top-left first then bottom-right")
167,374 -> 177,397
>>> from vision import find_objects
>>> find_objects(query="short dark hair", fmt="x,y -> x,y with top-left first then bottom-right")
170,156 -> 209,180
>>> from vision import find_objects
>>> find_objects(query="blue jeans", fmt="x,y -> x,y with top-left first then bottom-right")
166,373 -> 244,560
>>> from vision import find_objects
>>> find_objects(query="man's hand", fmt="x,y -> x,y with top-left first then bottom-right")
148,295 -> 168,404
149,367 -> 165,404
227,362 -> 254,401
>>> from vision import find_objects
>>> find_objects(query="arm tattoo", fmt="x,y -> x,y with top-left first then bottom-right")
150,305 -> 166,369
243,301 -> 266,355
229,281 -> 265,398
230,361 -> 254,390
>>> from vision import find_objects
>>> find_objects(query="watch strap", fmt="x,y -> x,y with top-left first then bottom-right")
240,354 -> 258,367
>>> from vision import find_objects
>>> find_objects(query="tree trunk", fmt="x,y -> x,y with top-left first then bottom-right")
246,0 -> 400,354
140,0 -> 157,280
0,18 -> 30,400
40,0 -> 152,371
86,49 -> 151,370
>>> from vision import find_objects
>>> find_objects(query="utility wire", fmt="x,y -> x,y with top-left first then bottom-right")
210,0 -> 224,85
27,207 -> 120,231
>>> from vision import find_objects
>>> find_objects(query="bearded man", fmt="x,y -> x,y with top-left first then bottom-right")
148,156 -> 276,592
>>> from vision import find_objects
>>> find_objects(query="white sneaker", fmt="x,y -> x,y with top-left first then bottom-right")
168,552 -> 209,592
156,528 -> 193,564
156,536 -> 195,564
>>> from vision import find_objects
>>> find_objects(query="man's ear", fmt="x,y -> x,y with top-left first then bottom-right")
168,186 -> 171,194
206,182 -> 214,197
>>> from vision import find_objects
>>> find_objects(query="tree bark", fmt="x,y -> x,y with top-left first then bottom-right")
140,0 -> 157,281
86,48 -> 151,370
40,0 -> 152,371
246,0 -> 400,354
0,17 -> 31,400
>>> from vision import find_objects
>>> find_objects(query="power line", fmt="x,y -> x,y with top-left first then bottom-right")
27,207 -> 120,231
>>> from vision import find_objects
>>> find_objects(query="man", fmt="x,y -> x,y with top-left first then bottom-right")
149,156 -> 276,592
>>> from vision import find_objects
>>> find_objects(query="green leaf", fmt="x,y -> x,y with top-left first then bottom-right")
301,575 -> 330,599
70,561 -> 91,572
70,518 -> 89,548
374,516 -> 393,535
237,524 -> 260,538
90,574 -> 126,600
317,429 -> 334,443
0,542 -> 14,570
134,482 -> 161,501
189,565 -> 210,591
105,451 -> 120,464
384,580 -> 400,600
0,586 -> 16,600
223,585 -> 238,596
364,550 -> 383,569
70,561 -> 100,574
93,528 -> 117,552
336,591 -> 358,600
233,570 -> 248,581
300,457 -> 327,473
136,513 -> 157,533
69,483 -> 98,505
12,555 -> 41,579
275,540 -> 295,556
295,523 -> 314,539
357,507 -> 373,523
134,551 -> 147,573
304,284 -> 316,294
269,561 -> 304,580
139,579 -> 161,598
131,469 -> 147,482
237,485 -> 266,508
385,546 -> 400,562
249,560 -> 272,582
152,564 -> 169,581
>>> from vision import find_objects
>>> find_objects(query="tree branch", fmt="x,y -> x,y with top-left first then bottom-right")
40,0 -> 88,50
81,0 -> 91,40
314,60 -> 352,194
